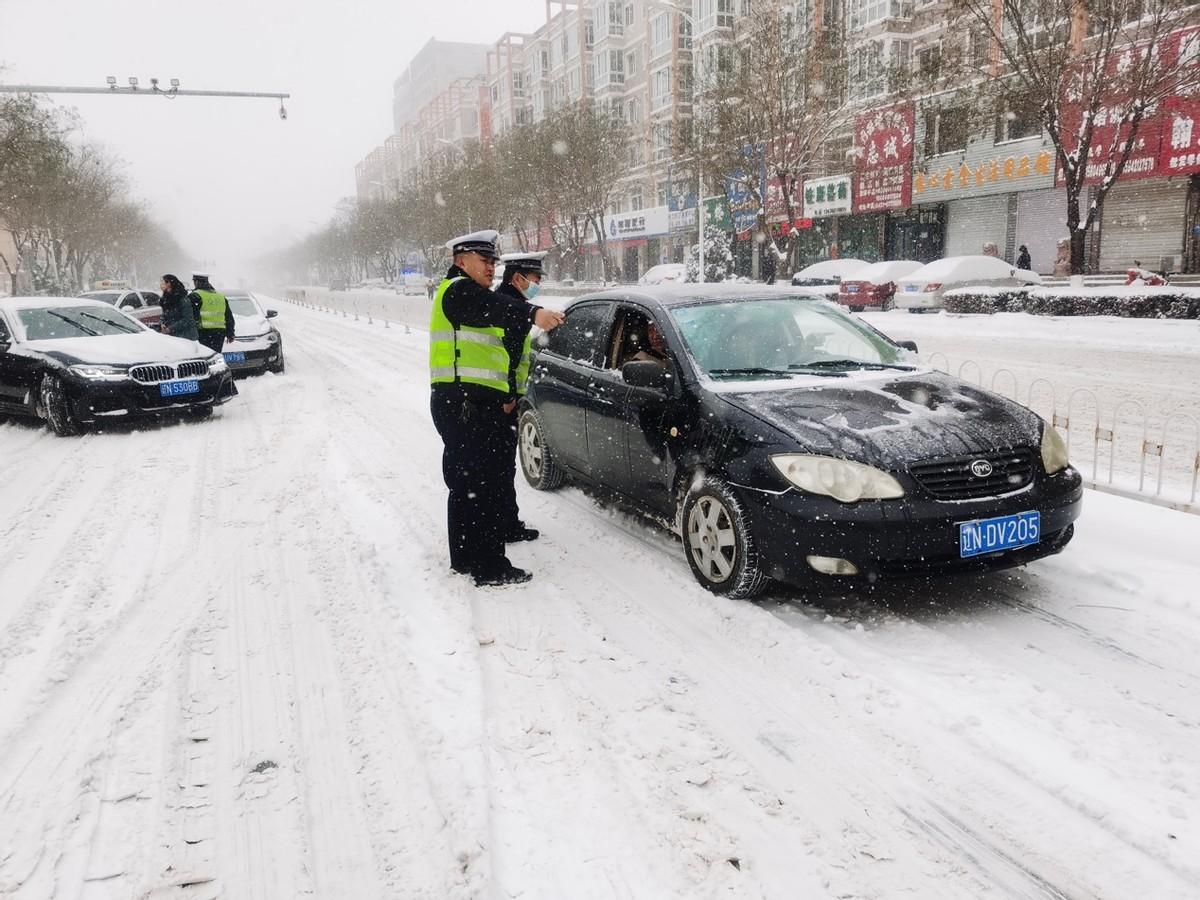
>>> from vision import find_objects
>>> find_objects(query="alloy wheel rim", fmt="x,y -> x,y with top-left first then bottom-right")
687,496 -> 737,583
520,420 -> 543,479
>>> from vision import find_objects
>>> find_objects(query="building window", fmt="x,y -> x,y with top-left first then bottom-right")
923,106 -> 968,156
607,1 -> 624,36
626,96 -> 643,124
849,41 -> 885,100
625,2 -> 635,26
608,49 -> 625,84
650,13 -> 671,59
651,66 -> 672,111
625,48 -> 640,78
849,0 -> 912,30
917,43 -> 941,79
996,97 -> 1041,142
628,141 -> 644,167
697,0 -> 736,33
657,180 -> 670,207
968,31 -> 989,67
513,71 -> 526,99
654,122 -> 672,162
585,18 -> 595,48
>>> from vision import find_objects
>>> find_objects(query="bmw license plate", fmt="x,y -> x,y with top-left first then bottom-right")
224,351 -> 246,363
959,511 -> 1040,559
160,379 -> 200,398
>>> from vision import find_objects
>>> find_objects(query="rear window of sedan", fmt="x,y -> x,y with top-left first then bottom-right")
18,305 -> 143,340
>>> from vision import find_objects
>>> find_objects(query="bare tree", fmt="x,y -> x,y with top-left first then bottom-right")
688,0 -> 852,272
946,0 -> 1200,273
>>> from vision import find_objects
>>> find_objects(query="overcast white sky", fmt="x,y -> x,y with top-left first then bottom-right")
0,0 -> 545,282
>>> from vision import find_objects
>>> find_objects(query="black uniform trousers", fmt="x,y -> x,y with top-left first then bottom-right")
431,384 -> 510,574
198,329 -> 226,354
498,405 -> 522,532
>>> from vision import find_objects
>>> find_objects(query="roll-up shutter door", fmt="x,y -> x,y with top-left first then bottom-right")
1099,178 -> 1188,272
945,196 -> 1010,258
1015,189 -> 1068,273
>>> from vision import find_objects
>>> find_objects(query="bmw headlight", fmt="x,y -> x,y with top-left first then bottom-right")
265,331 -> 279,344
771,454 -> 905,502
69,364 -> 128,381
1041,420 -> 1070,474
208,353 -> 228,373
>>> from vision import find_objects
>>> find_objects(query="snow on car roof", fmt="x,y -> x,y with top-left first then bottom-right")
795,258 -> 868,278
851,260 -> 924,283
902,255 -> 1026,282
573,283 -> 833,307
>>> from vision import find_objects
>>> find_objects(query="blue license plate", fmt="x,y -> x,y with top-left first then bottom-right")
904,284 -> 920,293
224,351 -> 246,363
160,379 -> 200,397
847,284 -> 860,294
959,511 -> 1040,559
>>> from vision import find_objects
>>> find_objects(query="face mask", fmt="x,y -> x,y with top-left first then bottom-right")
522,281 -> 541,302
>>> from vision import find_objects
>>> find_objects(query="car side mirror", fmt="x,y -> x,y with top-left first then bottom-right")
622,360 -> 670,391
266,309 -> 278,318
897,340 -> 918,353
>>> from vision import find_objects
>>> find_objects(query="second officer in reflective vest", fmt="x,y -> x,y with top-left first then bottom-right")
495,251 -> 546,543
189,272 -> 236,354
429,230 -> 564,586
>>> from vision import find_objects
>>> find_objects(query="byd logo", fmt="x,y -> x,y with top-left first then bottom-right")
970,459 -> 995,478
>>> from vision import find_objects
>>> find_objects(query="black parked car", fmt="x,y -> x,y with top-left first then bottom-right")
0,297 -> 235,435
518,285 -> 1082,598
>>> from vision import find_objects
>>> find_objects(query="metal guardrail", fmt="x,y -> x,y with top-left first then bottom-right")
927,353 -> 1199,514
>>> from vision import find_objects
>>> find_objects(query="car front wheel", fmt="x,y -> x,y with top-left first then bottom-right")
518,408 -> 563,491
40,374 -> 82,436
681,477 -> 766,599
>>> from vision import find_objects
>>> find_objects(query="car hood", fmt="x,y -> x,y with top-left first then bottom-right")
28,332 -> 210,365
718,371 -> 1041,467
233,314 -> 270,337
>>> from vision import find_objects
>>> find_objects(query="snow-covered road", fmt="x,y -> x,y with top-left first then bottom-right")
1,301 -> 1198,899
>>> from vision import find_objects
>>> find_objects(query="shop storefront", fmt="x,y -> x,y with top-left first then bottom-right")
884,206 -> 945,262
594,205 -> 670,281
1098,178 -> 1189,272
1014,188 -> 1069,273
853,103 -> 914,262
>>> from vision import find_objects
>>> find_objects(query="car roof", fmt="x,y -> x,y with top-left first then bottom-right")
570,283 -> 831,309
1,296 -> 113,310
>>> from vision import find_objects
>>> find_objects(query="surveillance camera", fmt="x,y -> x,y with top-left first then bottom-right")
279,104 -> 288,121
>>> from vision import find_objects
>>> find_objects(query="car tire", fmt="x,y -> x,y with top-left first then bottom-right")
518,408 -> 563,491
849,305 -> 864,313
40,374 -> 81,436
681,476 -> 766,599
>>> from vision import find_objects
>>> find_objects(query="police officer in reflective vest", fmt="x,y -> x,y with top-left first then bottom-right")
429,231 -> 564,586
495,251 -> 546,543
189,272 -> 236,354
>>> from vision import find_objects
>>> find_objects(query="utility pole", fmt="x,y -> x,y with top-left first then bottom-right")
0,78 -> 290,118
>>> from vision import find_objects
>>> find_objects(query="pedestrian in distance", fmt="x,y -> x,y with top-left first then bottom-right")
1016,245 -> 1032,271
429,230 -> 565,587
158,273 -> 198,341
495,251 -> 548,544
188,272 -> 236,354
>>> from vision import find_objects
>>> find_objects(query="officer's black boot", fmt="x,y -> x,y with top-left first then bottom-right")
473,563 -> 532,587
503,523 -> 540,542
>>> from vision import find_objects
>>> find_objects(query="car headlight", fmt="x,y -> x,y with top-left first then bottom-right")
208,353 -> 228,372
265,331 -> 279,344
1041,420 -> 1070,474
771,454 -> 905,502
69,364 -> 128,380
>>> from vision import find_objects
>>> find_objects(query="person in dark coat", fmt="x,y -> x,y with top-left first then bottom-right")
188,272 -> 236,354
429,231 -> 565,586
495,251 -> 547,544
158,273 -> 198,341
1016,245 -> 1032,270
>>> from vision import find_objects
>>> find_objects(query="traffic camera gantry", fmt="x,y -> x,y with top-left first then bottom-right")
0,77 -> 290,119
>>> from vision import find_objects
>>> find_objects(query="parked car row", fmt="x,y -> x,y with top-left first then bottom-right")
791,255 -> 1042,313
517,284 -> 1081,598
0,291 -> 285,436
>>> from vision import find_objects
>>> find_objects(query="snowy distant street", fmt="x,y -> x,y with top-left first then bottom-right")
1,300 -> 1199,899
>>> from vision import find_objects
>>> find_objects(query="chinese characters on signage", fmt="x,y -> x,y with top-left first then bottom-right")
803,175 -> 852,218
1058,25 -> 1200,184
854,103 -> 914,213
915,151 -> 1054,196
601,206 -> 670,241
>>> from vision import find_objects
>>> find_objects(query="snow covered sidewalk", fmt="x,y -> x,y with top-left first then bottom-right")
0,301 -> 1197,899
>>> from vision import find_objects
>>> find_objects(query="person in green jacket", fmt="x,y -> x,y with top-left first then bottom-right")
188,272 -> 236,354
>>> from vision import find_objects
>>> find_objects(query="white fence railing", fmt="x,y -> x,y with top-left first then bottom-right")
926,352 -> 1199,514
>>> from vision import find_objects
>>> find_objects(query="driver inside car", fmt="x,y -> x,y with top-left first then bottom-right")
625,319 -> 669,366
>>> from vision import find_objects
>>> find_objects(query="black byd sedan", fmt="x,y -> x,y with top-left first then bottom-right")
518,285 -> 1082,598
0,297 -> 235,435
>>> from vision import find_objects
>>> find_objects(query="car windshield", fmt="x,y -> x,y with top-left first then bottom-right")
669,297 -> 911,380
227,297 -> 261,316
18,305 -> 143,340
